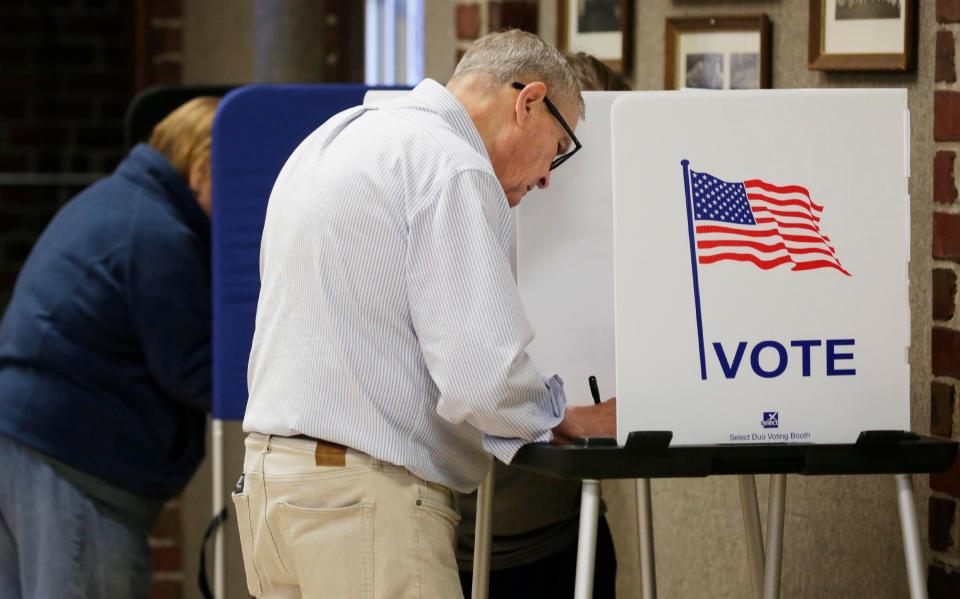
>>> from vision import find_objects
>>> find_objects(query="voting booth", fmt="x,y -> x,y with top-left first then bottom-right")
510,89 -> 955,599
209,86 -> 957,599
612,91 -> 910,446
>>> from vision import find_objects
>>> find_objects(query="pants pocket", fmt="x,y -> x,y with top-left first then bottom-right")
278,501 -> 375,599
231,493 -> 263,597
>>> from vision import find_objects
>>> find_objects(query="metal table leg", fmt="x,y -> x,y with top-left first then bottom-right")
575,479 -> 602,599
895,474 -> 928,599
739,474 -> 765,599
471,466 -> 495,599
637,478 -> 657,599
763,474 -> 786,599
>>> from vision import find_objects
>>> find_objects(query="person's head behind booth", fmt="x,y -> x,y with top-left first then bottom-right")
446,29 -> 585,208
565,51 -> 632,92
148,96 -> 219,215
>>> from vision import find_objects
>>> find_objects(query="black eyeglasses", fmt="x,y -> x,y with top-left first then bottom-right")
512,81 -> 582,171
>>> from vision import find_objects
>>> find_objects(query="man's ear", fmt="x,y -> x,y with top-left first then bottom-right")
514,81 -> 547,127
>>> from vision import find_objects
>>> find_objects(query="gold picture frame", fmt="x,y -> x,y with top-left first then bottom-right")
665,16 -> 772,91
808,0 -> 916,71
557,0 -> 635,75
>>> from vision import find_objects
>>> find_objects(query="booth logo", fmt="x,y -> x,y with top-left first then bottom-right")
762,412 -> 779,429
680,161 -> 855,381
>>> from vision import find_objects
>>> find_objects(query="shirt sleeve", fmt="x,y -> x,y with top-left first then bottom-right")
406,169 -> 565,460
127,215 -> 212,412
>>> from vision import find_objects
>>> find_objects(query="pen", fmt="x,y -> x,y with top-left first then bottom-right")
588,375 -> 601,405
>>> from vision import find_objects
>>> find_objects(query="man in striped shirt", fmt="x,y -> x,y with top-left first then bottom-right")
237,30 -> 616,598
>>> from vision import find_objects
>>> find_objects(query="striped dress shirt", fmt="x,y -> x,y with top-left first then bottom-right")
244,79 -> 565,492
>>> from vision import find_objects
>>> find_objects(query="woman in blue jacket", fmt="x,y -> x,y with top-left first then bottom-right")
0,96 -> 219,598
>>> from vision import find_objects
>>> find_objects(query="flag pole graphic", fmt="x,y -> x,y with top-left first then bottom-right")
681,160 -> 707,380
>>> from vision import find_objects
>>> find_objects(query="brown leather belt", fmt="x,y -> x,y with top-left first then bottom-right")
291,435 -> 347,467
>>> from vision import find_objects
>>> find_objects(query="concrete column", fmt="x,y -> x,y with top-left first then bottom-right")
253,0 -> 327,82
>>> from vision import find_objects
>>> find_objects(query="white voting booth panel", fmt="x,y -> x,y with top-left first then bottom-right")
611,90 -> 910,447
516,91 -> 627,407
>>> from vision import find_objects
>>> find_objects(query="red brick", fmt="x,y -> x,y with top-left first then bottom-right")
149,580 -> 183,599
0,212 -> 22,232
34,43 -> 97,68
77,125 -> 123,148
9,126 -> 70,147
938,31 -> 957,83
0,15 -> 57,35
0,270 -> 19,290
931,453 -> 960,498
929,496 -> 956,551
64,15 -> 124,37
936,92 -> 960,141
35,153 -> 65,172
929,564 -> 960,598
0,97 -> 27,119
940,0 -> 960,23
151,545 -> 183,571
147,0 -> 183,20
488,1 -> 538,33
149,24 -> 182,53
0,73 -> 56,91
3,241 -> 33,262
1,186 -> 57,204
935,151 -> 957,204
932,381 -> 956,438
456,3 -> 481,40
934,213 -> 960,261
149,61 -> 182,85
0,152 -> 30,171
933,327 -> 960,378
150,507 -> 181,541
58,72 -> 130,94
32,98 -> 93,121
934,269 -> 957,321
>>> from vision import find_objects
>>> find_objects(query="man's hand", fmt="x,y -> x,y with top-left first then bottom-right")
551,397 -> 616,445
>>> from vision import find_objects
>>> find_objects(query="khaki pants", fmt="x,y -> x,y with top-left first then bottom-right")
233,433 -> 464,599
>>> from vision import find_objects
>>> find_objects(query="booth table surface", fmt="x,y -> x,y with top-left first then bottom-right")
510,432 -> 959,480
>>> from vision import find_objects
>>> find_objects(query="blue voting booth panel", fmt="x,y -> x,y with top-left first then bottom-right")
211,84 -> 404,421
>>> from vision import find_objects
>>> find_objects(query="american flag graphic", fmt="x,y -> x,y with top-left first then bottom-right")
689,168 -> 850,276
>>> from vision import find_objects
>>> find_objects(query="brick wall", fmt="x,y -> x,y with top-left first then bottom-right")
151,499 -> 186,599
0,1 -> 133,307
931,1 -> 960,595
0,1 -> 188,598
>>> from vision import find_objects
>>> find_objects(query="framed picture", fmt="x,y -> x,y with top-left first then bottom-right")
808,0 -> 915,71
665,16 -> 771,91
557,0 -> 635,75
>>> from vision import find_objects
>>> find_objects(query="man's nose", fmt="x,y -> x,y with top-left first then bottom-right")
537,171 -> 551,190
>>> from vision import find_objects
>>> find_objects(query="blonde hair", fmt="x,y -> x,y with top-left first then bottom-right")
148,96 -> 220,178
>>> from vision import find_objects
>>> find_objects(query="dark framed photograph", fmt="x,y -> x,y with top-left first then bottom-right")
808,0 -> 916,71
664,16 -> 771,91
557,0 -> 635,75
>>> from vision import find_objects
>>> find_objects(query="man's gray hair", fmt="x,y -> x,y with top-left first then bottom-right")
451,29 -> 584,118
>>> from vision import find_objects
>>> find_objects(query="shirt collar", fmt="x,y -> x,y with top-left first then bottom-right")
407,79 -> 490,163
